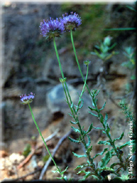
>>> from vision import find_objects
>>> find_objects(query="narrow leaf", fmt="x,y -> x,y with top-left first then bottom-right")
86,134 -> 91,148
73,152 -> 86,158
98,114 -> 104,123
99,151 -> 112,168
103,113 -> 108,126
119,140 -> 134,149
87,145 -> 92,153
91,175 -> 99,180
93,148 -> 108,159
86,123 -> 93,134
98,140 -> 110,146
78,98 -> 84,109
75,163 -> 89,170
114,132 -> 124,142
71,126 -> 80,133
110,162 -> 121,169
70,120 -> 78,125
84,171 -> 92,179
77,170 -> 86,174
93,126 -> 103,130
99,101 -> 106,111
105,28 -> 136,31
89,111 -> 98,117
126,5 -> 136,12
70,103 -> 74,109
68,137 -> 80,143
95,89 -> 100,96
68,113 -> 73,118
106,124 -> 110,133
61,166 -> 68,174
88,106 -> 97,111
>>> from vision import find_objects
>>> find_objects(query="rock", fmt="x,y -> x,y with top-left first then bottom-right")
46,83 -> 98,133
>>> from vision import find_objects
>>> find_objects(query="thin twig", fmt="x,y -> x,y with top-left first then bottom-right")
39,129 -> 72,180
13,167 -> 42,182
17,129 -> 59,169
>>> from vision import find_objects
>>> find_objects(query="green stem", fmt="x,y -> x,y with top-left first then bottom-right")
93,99 -> 127,171
53,37 -> 76,115
28,103 -> 65,180
75,66 -> 102,180
79,64 -> 89,102
53,38 -> 64,79
70,30 -> 92,97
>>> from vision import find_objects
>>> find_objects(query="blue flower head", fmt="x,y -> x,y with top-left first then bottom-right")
20,92 -> 35,104
62,12 -> 81,31
40,17 -> 65,40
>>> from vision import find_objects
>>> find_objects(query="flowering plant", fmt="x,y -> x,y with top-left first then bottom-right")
20,12 -> 135,181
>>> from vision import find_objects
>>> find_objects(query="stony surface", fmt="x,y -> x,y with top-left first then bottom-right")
1,2 -> 136,181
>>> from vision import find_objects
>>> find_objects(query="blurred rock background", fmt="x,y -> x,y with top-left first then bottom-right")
0,2 -> 136,180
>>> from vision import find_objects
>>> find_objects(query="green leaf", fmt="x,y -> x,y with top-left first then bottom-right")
98,114 -> 104,123
77,170 -> 85,174
98,167 -> 116,177
93,126 -> 103,130
105,28 -> 136,31
73,152 -> 86,158
103,113 -> 108,126
89,111 -> 98,117
94,49 -> 101,57
119,140 -> 135,149
98,140 -> 110,146
93,147 -> 108,159
95,89 -> 100,96
94,45 -> 100,49
68,136 -> 80,143
88,106 -> 97,111
84,171 -> 92,179
126,5 -> 136,12
68,113 -> 73,118
86,123 -> 93,134
78,98 -> 84,109
86,134 -> 91,148
61,166 -> 68,174
106,124 -> 110,133
99,101 -> 106,111
87,145 -> 92,153
114,132 -> 124,142
109,43 -> 117,50
22,143 -> 31,157
42,154 -> 50,162
110,162 -> 121,169
70,120 -> 78,125
99,167 -> 115,172
99,151 -> 112,168
91,175 -> 99,180
74,163 -> 89,170
75,165 -> 83,170
70,103 -> 74,109
71,126 -> 80,133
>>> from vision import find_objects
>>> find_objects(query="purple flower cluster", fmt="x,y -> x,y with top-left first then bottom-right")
40,17 -> 65,40
20,92 -> 35,104
40,12 -> 81,39
62,12 -> 81,31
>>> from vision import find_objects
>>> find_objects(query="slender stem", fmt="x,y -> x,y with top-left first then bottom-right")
53,37 -> 64,79
53,37 -> 76,114
28,103 -> 65,180
79,64 -> 89,101
70,30 -> 92,97
75,66 -> 102,179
